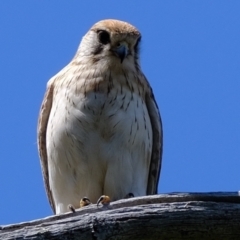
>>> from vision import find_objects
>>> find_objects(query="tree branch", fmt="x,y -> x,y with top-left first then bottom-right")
1,192 -> 240,239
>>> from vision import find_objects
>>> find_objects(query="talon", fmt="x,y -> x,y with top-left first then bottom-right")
124,193 -> 134,198
68,204 -> 76,213
97,195 -> 111,207
80,197 -> 91,208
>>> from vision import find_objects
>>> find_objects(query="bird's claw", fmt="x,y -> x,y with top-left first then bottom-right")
97,195 -> 111,207
124,193 -> 134,199
80,197 -> 92,208
68,204 -> 76,213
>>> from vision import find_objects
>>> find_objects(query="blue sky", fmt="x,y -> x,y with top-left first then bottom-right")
0,1 -> 239,225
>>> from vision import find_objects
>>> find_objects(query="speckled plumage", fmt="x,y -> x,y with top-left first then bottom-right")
38,19 -> 163,214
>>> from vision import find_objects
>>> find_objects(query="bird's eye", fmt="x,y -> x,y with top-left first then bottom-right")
98,30 -> 110,45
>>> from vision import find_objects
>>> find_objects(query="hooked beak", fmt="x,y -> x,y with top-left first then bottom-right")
113,42 -> 128,63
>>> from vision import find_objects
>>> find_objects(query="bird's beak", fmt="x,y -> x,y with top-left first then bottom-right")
113,42 -> 128,63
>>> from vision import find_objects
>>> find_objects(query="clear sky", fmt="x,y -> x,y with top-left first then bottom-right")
0,1 -> 239,225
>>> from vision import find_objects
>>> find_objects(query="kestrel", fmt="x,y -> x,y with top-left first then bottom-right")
38,19 -> 163,214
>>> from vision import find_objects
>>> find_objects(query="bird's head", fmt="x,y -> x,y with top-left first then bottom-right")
75,19 -> 141,70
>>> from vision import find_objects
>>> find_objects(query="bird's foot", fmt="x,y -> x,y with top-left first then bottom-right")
68,204 -> 76,213
80,197 -> 92,208
97,195 -> 111,207
124,193 -> 134,199
68,197 -> 91,213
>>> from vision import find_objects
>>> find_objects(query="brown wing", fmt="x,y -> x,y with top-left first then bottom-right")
37,83 -> 56,213
146,88 -> 163,195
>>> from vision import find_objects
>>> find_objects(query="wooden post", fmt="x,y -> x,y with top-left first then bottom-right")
1,192 -> 240,240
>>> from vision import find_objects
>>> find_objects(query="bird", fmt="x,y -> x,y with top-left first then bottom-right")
37,19 -> 163,215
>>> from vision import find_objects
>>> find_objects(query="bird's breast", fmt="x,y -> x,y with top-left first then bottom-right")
47,73 -> 152,170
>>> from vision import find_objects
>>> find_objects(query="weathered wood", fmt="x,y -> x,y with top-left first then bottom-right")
1,192 -> 240,240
